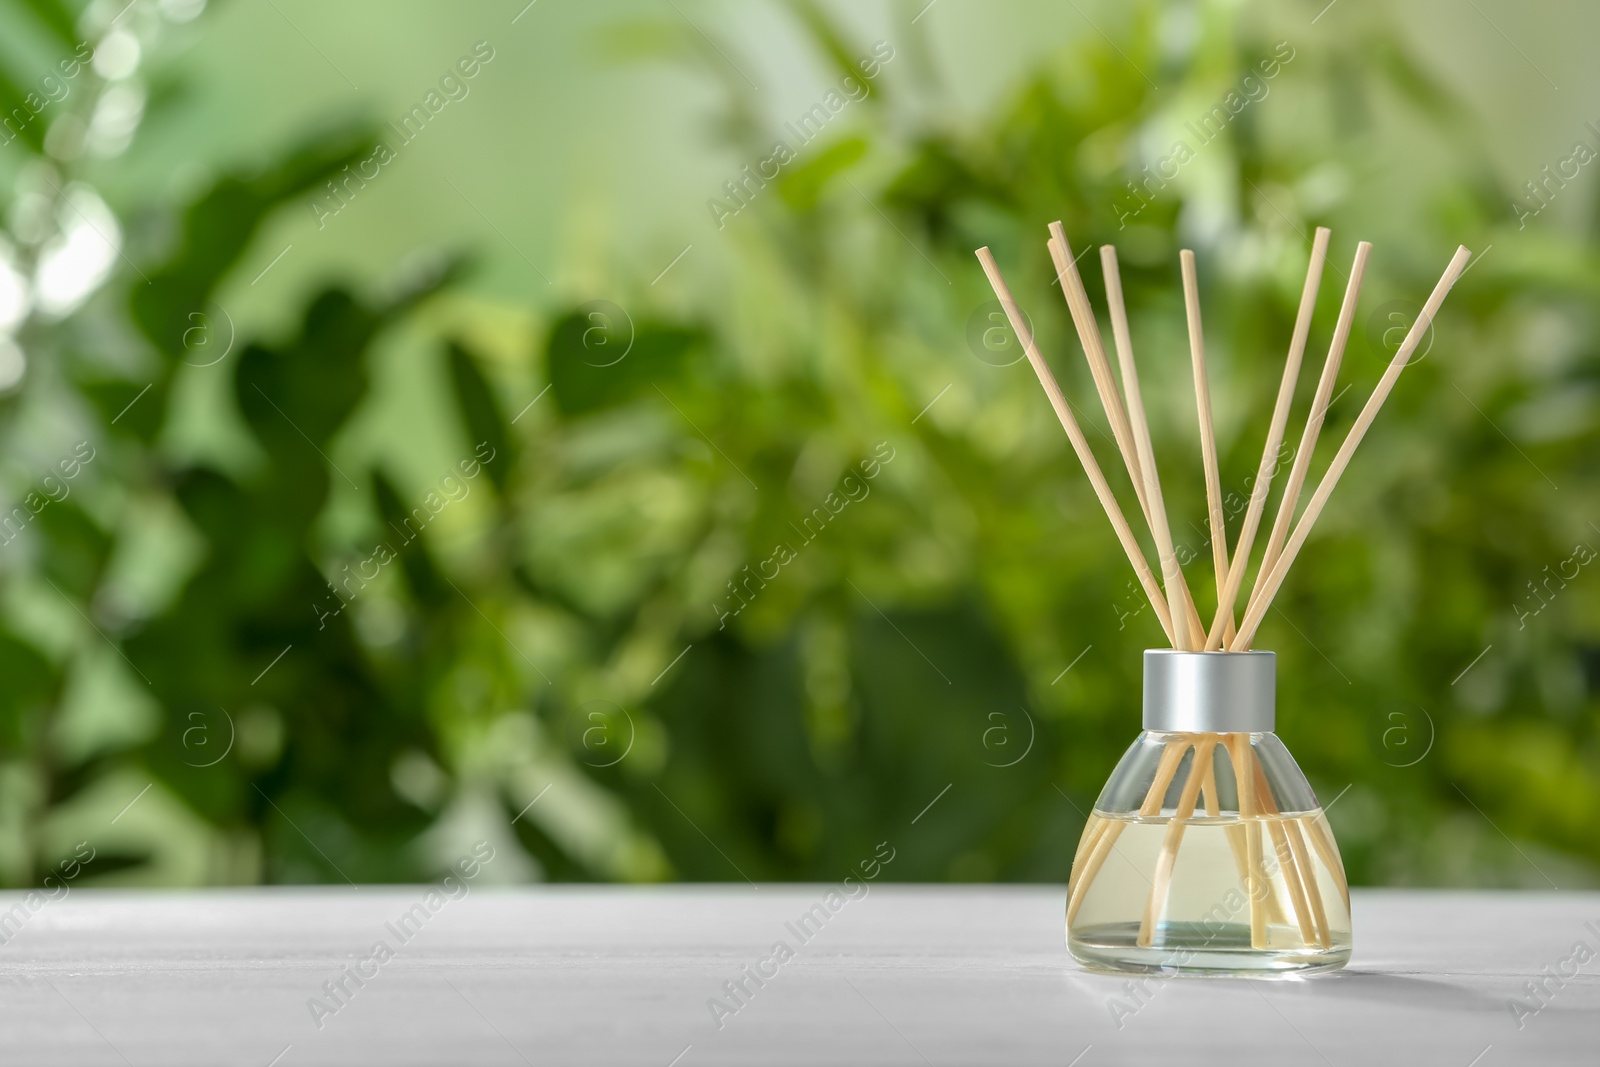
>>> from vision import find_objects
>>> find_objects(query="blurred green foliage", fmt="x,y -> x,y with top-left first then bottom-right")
0,0 -> 1594,890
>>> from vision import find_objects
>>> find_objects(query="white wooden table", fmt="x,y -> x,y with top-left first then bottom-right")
0,886 -> 1592,1065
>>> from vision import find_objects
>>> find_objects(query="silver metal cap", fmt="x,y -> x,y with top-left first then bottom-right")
1142,649 -> 1275,732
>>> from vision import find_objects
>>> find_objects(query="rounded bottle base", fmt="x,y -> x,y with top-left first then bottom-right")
1069,920 -> 1350,978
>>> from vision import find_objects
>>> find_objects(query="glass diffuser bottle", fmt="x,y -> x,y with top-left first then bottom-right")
1067,650 -> 1350,976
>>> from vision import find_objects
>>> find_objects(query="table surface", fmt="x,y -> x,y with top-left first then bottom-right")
0,885 -> 1594,1065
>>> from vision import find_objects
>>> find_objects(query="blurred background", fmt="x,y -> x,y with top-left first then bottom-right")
0,0 -> 1594,890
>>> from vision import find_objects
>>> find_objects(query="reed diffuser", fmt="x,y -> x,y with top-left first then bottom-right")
977,224 -> 1469,976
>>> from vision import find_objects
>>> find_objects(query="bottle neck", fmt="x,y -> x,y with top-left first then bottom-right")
1142,649 -> 1276,732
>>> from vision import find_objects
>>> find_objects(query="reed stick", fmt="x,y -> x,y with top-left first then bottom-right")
1205,228 -> 1330,649
1245,750 -> 1330,948
1071,818 -> 1105,873
1285,819 -> 1331,948
1200,740 -> 1255,920
1226,733 -> 1267,948
1066,821 -> 1121,926
1046,226 -> 1152,526
1249,242 -> 1372,618
1267,823 -> 1314,945
1139,737 -> 1214,947
1251,753 -> 1317,947
1233,245 -> 1472,648
1306,815 -> 1350,911
1180,250 -> 1232,646
976,248 -> 1177,644
1082,735 -> 1181,934
1066,741 -> 1185,927
1068,818 -> 1108,900
1141,738 -> 1189,814
1050,230 -> 1202,647
1100,244 -> 1204,648
1198,748 -> 1217,815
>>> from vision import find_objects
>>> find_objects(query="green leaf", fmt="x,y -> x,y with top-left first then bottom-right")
787,0 -> 882,100
131,126 -> 376,360
77,379 -> 166,444
0,64 -> 46,154
374,470 -> 446,606
0,630 -> 55,750
65,850 -> 151,884
446,341 -> 511,493
34,499 -> 112,599
776,134 -> 867,212
548,314 -> 701,416
236,289 -> 375,479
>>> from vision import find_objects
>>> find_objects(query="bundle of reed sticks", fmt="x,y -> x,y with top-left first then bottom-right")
977,224 -> 1470,950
